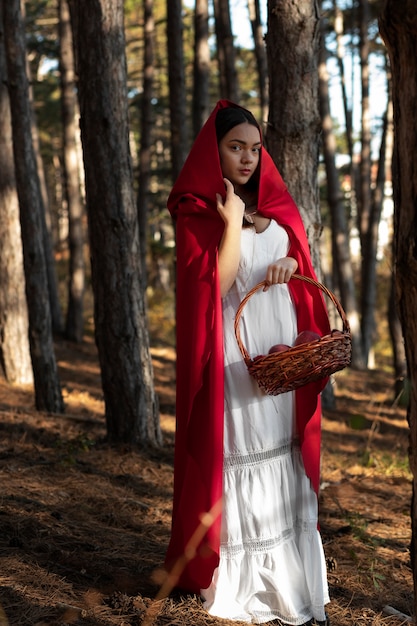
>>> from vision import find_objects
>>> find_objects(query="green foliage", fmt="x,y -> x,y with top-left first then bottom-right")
54,433 -> 96,466
368,560 -> 386,591
349,413 -> 370,430
344,511 -> 373,545
341,517 -> 393,594
397,378 -> 411,408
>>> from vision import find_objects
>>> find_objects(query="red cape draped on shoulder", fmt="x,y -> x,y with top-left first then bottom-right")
165,100 -> 330,593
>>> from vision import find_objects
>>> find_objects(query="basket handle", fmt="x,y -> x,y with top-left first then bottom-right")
234,273 -> 351,363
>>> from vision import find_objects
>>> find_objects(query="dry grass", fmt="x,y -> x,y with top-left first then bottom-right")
0,334 -> 413,625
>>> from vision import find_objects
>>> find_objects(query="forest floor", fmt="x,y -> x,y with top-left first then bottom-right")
0,330 -> 413,626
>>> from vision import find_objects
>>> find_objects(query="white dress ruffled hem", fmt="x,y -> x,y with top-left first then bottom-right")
200,221 -> 329,624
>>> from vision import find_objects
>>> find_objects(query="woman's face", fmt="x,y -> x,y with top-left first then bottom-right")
218,122 -> 261,188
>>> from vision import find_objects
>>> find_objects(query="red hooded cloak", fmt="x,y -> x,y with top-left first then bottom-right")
165,100 -> 330,593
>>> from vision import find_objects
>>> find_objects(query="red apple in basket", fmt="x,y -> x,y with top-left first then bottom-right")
268,343 -> 291,354
293,330 -> 321,346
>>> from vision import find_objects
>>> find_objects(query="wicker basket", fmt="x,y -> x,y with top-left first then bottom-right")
234,273 -> 352,395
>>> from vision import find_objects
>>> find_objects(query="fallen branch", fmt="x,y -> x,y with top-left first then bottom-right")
383,605 -> 413,623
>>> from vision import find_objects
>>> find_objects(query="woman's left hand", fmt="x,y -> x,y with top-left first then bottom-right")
263,257 -> 298,291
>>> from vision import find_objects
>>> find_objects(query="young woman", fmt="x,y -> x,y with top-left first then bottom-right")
165,100 -> 331,625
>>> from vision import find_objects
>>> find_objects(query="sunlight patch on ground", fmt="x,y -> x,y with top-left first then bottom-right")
62,388 -> 104,416
58,359 -> 101,376
160,414 -> 175,433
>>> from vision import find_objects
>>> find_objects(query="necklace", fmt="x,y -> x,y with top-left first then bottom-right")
238,225 -> 256,290
243,204 -> 258,225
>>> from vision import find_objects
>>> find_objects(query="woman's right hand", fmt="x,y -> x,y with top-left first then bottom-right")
217,179 -> 244,297
216,178 -> 245,228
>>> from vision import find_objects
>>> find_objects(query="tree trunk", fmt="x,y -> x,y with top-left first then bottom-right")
331,0 -> 360,310
58,0 -> 85,343
332,0 -> 353,159
384,79 -> 406,398
361,105 -> 389,365
379,2 -> 417,617
166,0 -> 188,181
357,0 -> 374,365
2,0 -> 64,412
318,31 -> 364,370
213,0 -> 240,102
24,12 -> 64,336
68,0 -> 161,446
192,0 -> 210,137
0,8 -> 33,385
266,0 -> 334,406
137,0 -> 155,290
265,0 -> 322,273
248,0 -> 268,128
388,267 -> 407,400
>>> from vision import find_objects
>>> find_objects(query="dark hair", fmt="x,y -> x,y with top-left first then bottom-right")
215,107 -> 260,143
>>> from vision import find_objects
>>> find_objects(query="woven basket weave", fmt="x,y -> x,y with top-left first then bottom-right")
234,273 -> 352,395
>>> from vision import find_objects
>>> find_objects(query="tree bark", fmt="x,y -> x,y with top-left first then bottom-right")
0,7 -> 33,385
22,1 -> 64,336
166,0 -> 188,181
361,105 -> 389,363
248,0 -> 268,128
379,1 -> 417,615
58,0 -> 85,343
357,0 -> 374,365
137,0 -> 155,290
2,0 -> 63,412
266,0 -> 335,406
68,0 -> 161,445
388,267 -> 407,399
332,0 -> 353,159
192,0 -> 210,137
384,80 -> 406,398
213,0 -> 240,102
265,0 -> 322,273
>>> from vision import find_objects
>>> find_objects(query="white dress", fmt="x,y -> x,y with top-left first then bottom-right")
201,220 -> 329,625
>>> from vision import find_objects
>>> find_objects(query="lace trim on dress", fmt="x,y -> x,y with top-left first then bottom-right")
223,440 -> 299,471
220,528 -> 295,557
252,606 -> 313,626
220,516 -> 318,558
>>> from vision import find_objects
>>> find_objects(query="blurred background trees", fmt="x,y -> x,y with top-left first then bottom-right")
0,0 -> 408,437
